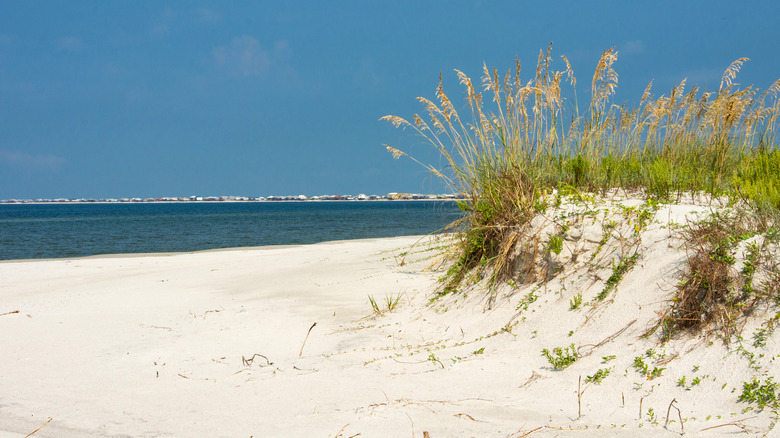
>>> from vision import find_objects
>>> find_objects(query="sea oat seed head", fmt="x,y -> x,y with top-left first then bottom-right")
561,55 -> 576,86
720,57 -> 750,90
380,115 -> 410,128
385,145 -> 406,159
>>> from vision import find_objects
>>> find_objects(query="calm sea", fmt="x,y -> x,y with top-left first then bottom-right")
0,201 -> 463,260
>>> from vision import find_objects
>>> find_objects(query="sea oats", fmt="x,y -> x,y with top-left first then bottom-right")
380,115 -> 410,128
384,45 -> 777,291
436,73 -> 458,123
385,145 -> 406,159
720,57 -> 750,90
535,47 -> 545,83
560,56 -> 576,89
767,78 -> 780,96
481,63 -> 493,94
413,114 -> 426,129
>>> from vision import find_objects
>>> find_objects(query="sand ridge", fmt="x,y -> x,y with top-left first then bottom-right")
1,198 -> 779,437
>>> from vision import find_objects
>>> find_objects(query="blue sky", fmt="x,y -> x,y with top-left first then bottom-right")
1,1 -> 778,199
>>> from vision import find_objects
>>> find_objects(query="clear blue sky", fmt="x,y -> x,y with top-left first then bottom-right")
1,1 -> 778,199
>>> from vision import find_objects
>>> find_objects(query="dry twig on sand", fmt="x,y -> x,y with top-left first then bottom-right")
664,398 -> 683,433
638,391 -> 652,420
699,416 -> 759,433
242,353 -> 272,367
508,426 -> 543,437
519,371 -> 546,388
24,417 -> 52,437
577,319 -> 636,357
330,423 -> 349,438
299,322 -> 318,358
454,413 -> 484,422
202,309 -> 222,317
577,375 -> 590,419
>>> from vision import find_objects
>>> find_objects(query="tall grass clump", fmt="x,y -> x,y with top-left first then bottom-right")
733,149 -> 780,212
383,43 -> 779,293
646,208 -> 780,343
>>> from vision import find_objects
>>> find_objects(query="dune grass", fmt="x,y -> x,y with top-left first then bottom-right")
648,208 -> 780,342
383,43 -> 779,296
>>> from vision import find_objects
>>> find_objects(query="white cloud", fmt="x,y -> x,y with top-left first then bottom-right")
213,36 -> 273,77
357,57 -> 382,87
0,149 -> 66,172
210,36 -> 298,85
620,40 -> 645,56
194,8 -> 222,24
150,7 -> 177,37
57,36 -> 83,51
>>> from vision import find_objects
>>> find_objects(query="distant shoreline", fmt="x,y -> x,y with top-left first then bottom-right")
0,194 -> 463,205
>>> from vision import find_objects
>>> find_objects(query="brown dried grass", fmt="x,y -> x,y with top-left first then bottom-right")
653,209 -> 777,342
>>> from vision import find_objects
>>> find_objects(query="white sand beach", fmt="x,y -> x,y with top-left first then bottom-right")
2,197 -> 779,437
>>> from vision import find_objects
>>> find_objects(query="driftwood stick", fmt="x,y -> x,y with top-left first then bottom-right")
299,322 -> 318,358
1,310 -> 20,317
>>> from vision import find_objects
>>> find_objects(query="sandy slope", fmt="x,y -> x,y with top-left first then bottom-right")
1,197 -> 779,437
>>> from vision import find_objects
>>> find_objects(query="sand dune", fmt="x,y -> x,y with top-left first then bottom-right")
1,197 -> 779,437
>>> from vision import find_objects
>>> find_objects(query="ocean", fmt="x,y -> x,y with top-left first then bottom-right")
0,201 -> 463,260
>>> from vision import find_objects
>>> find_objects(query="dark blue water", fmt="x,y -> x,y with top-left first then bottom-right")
0,201 -> 462,260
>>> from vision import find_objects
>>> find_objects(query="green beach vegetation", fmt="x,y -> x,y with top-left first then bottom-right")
383,43 -> 779,339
